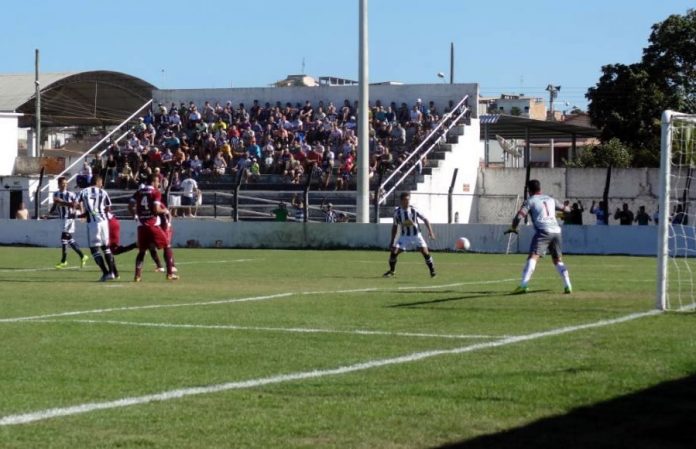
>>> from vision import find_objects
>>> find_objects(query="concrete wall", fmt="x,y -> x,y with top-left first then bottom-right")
0,218 -> 662,256
409,119 -> 484,223
154,83 -> 480,118
0,113 -> 20,176
475,167 -> 665,224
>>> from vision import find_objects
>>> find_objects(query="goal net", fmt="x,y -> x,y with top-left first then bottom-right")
657,110 -> 696,311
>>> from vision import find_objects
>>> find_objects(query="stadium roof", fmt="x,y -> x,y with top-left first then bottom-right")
0,71 -> 155,127
480,114 -> 601,140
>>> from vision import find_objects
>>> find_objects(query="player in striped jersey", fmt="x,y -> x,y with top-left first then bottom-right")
76,175 -> 116,281
383,192 -> 436,278
50,177 -> 89,269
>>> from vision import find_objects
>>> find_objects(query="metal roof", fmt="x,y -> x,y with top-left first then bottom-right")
480,114 -> 601,139
0,71 -> 155,127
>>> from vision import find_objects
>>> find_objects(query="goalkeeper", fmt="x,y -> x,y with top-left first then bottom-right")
505,179 -> 572,294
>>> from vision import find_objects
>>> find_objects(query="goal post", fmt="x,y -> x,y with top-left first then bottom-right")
657,110 -> 696,311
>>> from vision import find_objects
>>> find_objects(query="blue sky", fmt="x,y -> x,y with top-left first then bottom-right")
1,0 -> 692,109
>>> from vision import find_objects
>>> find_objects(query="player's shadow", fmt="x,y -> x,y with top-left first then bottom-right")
431,373 -> 696,449
388,291 -> 501,308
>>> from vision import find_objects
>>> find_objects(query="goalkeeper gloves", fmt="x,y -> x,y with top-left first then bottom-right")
504,227 -> 518,235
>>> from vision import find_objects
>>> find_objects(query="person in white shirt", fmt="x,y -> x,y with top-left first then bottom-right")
180,174 -> 199,217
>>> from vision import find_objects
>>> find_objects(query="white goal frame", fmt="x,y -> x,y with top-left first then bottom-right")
656,110 -> 696,310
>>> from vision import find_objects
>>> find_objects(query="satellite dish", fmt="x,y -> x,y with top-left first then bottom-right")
437,72 -> 445,78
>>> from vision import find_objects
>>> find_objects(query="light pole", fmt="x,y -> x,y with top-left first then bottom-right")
356,0 -> 369,223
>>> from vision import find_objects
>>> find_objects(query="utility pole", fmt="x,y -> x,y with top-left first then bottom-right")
545,84 -> 561,119
35,49 -> 41,157
356,0 -> 369,223
449,42 -> 454,84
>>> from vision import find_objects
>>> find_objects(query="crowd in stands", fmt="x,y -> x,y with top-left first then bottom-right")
88,97 -> 464,191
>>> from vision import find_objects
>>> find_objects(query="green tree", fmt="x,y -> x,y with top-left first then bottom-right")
586,9 -> 696,166
510,106 -> 522,116
565,138 -> 633,168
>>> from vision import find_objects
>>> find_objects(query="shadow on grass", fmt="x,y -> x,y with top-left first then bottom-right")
433,374 -> 696,449
388,292 -> 502,308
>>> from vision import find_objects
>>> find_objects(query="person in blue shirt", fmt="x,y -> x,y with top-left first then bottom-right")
506,179 -> 573,294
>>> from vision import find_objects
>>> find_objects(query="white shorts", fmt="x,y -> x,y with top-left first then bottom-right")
87,220 -> 109,247
62,218 -> 76,234
394,234 -> 427,252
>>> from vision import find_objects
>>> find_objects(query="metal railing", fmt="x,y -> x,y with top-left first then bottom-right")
39,99 -> 153,204
377,95 -> 469,200
378,96 -> 470,204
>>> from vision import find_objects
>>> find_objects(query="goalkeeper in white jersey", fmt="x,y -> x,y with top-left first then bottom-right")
506,179 -> 572,294
383,192 -> 436,278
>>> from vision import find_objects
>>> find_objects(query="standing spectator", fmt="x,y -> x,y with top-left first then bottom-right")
272,202 -> 288,222
180,174 -> 199,217
567,201 -> 584,225
672,204 -> 688,225
15,202 -> 29,219
590,200 -> 608,225
322,202 -> 337,223
77,161 -> 93,188
653,206 -> 660,225
635,206 -> 652,225
614,203 -> 634,225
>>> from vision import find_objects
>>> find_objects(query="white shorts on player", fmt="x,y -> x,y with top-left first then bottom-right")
87,219 -> 110,247
62,218 -> 76,234
394,234 -> 428,252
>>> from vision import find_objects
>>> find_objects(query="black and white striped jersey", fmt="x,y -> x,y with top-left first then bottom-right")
53,190 -> 77,219
393,206 -> 426,236
77,187 -> 111,223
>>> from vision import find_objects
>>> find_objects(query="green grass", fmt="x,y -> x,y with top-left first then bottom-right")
0,247 -> 694,448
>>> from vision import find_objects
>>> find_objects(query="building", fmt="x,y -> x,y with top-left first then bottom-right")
479,94 -> 547,120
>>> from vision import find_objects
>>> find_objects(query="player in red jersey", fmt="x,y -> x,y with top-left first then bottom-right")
108,212 -> 167,275
128,174 -> 177,281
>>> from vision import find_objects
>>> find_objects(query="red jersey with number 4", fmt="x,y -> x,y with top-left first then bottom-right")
131,185 -> 162,227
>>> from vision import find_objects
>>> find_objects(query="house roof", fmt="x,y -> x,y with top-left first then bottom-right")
0,71 -> 155,127
480,114 -> 601,140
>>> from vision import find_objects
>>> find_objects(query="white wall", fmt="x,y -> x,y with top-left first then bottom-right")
408,120 -> 484,223
475,167 -> 665,224
0,113 -> 21,176
154,83 -> 480,118
0,219 -> 663,256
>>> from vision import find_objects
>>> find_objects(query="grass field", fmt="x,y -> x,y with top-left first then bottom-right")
0,247 -> 694,449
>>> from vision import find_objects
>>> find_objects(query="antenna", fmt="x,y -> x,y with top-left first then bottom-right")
301,57 -> 306,74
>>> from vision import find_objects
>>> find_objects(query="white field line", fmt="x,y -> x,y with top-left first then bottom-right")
32,319 -> 507,340
0,278 -> 518,324
0,259 -> 258,274
0,309 -> 661,426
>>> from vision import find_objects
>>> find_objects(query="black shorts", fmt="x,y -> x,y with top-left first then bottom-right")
181,196 -> 194,206
530,232 -> 562,258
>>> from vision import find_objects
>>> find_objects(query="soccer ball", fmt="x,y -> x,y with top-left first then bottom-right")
455,237 -> 471,251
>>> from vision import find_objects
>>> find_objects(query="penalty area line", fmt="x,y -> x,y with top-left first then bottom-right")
0,278 -> 518,324
30,319 -> 509,340
0,309 -> 660,426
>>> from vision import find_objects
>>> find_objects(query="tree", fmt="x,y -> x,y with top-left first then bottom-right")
586,9 -> 696,166
565,138 -> 633,168
510,106 -> 522,116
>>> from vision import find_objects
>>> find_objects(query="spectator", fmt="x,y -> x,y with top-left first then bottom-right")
15,202 -> 29,220
590,200 -> 608,225
566,201 -> 584,225
77,161 -> 92,188
672,204 -> 688,225
635,206 -> 652,225
272,202 -> 288,222
653,206 -> 660,225
614,203 -> 634,225
180,173 -> 199,217
322,202 -> 337,223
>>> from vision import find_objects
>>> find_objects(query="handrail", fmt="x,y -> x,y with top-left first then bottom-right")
378,94 -> 469,189
378,101 -> 470,205
39,99 -> 153,203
